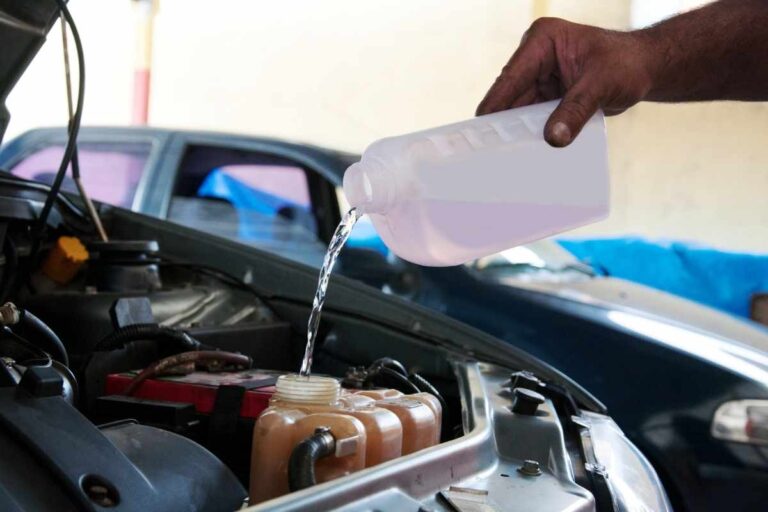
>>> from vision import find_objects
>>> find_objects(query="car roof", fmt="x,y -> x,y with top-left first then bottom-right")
2,126 -> 359,181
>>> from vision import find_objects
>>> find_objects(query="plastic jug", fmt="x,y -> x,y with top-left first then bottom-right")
343,100 -> 609,266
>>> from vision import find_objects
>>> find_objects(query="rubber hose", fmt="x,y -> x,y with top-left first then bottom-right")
0,236 -> 18,303
288,429 -> 336,492
19,310 -> 69,367
92,323 -> 201,353
365,366 -> 421,394
409,372 -> 448,412
370,357 -> 408,376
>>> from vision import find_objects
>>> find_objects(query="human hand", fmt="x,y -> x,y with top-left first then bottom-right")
476,18 -> 656,147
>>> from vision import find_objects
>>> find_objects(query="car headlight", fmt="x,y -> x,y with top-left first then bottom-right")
577,412 -> 672,512
712,399 -> 768,445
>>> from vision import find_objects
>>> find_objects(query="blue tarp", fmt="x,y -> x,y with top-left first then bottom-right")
198,170 -> 305,215
198,168 -> 390,255
346,216 -> 390,255
559,237 -> 768,318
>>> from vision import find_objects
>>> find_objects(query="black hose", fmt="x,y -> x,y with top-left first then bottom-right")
92,323 -> 202,353
288,428 -> 336,492
370,357 -> 408,377
0,326 -> 53,367
365,366 -> 421,394
18,310 -> 68,367
0,236 -> 17,303
409,372 -> 447,410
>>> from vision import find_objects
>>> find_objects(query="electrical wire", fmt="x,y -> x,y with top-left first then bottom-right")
123,350 -> 252,396
35,0 -> 85,237
59,14 -> 108,242
91,323 -> 203,353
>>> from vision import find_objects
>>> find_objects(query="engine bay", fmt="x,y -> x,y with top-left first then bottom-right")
0,186 -> 640,511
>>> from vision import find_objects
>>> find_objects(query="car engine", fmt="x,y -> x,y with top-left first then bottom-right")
0,179 -> 671,512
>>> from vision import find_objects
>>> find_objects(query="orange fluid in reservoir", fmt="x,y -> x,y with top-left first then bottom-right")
249,375 -> 441,504
357,390 -> 442,453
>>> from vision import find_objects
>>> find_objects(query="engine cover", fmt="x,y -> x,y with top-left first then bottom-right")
0,367 -> 246,512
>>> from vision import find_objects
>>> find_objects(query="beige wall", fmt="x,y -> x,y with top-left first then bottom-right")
5,0 -> 768,252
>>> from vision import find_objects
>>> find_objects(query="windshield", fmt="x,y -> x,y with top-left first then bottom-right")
8,142 -> 152,208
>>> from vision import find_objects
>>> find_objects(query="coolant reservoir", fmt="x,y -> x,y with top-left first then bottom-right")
336,393 -> 403,465
250,375 -> 440,504
250,376 -> 366,503
356,390 -> 442,453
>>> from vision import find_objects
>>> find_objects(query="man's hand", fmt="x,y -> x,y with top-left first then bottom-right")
477,1 -> 768,147
476,18 -> 655,147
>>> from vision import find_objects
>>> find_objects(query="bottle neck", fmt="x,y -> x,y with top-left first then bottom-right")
273,374 -> 341,405
343,158 -> 395,215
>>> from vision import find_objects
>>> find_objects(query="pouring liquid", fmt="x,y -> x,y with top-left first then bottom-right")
299,208 -> 360,377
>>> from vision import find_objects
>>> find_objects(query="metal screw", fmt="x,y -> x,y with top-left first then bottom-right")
0,302 -> 19,326
81,475 -> 119,508
518,459 -> 542,477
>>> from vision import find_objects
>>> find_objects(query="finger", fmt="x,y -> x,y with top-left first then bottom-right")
476,31 -> 554,115
603,106 -> 627,116
535,74 -> 561,102
508,87 -> 538,109
544,81 -> 600,147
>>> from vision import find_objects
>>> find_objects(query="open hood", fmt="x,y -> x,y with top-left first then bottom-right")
0,0 -> 61,143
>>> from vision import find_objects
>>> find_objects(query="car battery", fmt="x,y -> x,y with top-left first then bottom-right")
104,370 -> 279,419
100,369 -> 281,484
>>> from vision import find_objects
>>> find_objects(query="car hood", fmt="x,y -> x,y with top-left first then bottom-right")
0,3 -> 61,143
502,274 -> 768,383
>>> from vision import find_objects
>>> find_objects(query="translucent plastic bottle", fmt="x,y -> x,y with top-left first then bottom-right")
343,100 -> 609,266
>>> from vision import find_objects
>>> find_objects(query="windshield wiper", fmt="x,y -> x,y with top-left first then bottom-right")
477,261 -> 595,277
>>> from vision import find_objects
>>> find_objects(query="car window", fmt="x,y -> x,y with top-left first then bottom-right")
9,142 -> 151,208
168,144 -> 327,266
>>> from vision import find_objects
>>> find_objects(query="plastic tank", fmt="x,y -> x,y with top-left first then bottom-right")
356,389 -> 442,453
343,100 -> 609,266
250,375 -> 441,503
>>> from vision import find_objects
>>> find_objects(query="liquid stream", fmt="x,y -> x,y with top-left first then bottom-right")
299,208 -> 360,377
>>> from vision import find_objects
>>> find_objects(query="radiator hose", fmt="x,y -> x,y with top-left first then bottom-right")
288,427 -> 336,492
0,303 -> 69,366
92,323 -> 202,353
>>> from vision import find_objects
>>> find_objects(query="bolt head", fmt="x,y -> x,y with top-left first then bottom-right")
511,387 -> 546,415
518,459 -> 542,477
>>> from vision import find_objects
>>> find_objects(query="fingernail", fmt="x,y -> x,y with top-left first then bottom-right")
551,122 -> 571,146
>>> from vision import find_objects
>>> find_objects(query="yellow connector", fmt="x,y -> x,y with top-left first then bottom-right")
42,236 -> 89,284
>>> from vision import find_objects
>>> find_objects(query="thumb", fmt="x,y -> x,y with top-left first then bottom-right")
544,82 -> 600,147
